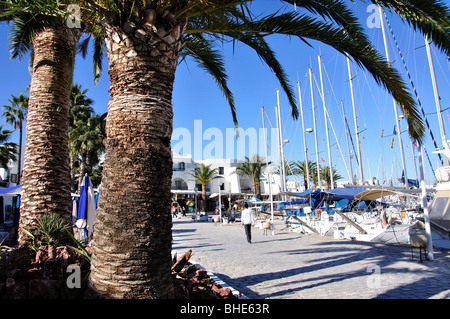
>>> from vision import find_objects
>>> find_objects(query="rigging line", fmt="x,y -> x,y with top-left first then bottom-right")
263,107 -> 278,158
383,10 -> 442,168
314,69 -> 352,180
424,147 -> 437,181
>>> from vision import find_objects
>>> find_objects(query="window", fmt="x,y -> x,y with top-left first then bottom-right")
10,174 -> 17,184
218,167 -> 224,175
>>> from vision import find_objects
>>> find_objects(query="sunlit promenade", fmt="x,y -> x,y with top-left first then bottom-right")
172,216 -> 450,299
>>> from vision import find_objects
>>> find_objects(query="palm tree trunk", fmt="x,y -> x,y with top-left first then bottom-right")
18,26 -> 78,248
202,184 -> 207,212
88,13 -> 186,299
255,179 -> 262,199
17,123 -> 22,185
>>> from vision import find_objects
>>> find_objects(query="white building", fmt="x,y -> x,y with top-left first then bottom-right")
171,152 -> 282,198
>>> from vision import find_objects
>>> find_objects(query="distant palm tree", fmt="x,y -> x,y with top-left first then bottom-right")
0,126 -> 17,169
235,155 -> 267,199
68,84 -> 104,192
291,160 -> 317,190
186,163 -> 219,211
2,93 -> 28,184
320,166 -> 343,190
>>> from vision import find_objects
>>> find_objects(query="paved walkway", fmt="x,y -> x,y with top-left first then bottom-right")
172,216 -> 450,299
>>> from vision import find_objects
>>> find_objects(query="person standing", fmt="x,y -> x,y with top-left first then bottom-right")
241,203 -> 255,243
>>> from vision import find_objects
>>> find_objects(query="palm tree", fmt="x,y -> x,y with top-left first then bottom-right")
3,0 -> 449,299
0,126 -> 17,169
68,84 -> 104,192
1,5 -> 81,248
1,93 -> 28,184
186,163 -> 219,212
82,0 -> 447,299
234,155 -> 267,199
320,166 -> 343,190
292,160 -> 317,190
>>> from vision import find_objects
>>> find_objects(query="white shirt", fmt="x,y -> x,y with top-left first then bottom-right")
241,208 -> 255,225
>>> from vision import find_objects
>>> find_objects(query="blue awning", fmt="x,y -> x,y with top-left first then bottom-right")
0,185 -> 21,196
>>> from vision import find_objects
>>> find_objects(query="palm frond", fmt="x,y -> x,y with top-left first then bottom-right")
183,33 -> 237,128
374,0 -> 450,56
192,10 -> 424,141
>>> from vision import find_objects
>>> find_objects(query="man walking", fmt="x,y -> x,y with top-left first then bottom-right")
241,203 -> 255,243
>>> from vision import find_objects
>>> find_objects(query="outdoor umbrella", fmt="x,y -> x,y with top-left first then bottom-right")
76,175 -> 96,243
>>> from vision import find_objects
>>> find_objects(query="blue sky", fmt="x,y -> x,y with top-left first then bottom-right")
1,1 -> 449,187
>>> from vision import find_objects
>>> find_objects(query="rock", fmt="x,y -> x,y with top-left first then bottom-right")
5,249 -> 33,273
123,21 -> 136,34
5,278 -> 15,288
35,246 -> 48,264
172,249 -> 192,273
27,267 -> 43,281
8,268 -> 22,280
212,285 -> 233,299
43,258 -> 65,280
11,282 -> 28,299
29,279 -> 60,299
134,29 -> 148,42
195,269 -> 207,279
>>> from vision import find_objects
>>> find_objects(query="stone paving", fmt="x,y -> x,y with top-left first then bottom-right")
172,216 -> 450,299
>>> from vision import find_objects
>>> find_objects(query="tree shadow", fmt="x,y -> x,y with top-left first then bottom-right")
211,240 -> 450,299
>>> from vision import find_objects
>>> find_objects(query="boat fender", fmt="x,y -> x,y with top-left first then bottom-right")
315,209 -> 322,217
381,211 -> 391,227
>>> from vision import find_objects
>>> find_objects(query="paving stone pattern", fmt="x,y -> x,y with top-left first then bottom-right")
172,217 -> 450,299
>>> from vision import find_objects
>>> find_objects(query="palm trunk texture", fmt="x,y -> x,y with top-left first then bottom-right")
88,10 -> 186,299
18,26 -> 77,248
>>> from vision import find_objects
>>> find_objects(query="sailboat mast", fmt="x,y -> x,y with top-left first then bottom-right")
298,81 -> 310,190
276,89 -> 287,199
378,6 -> 408,188
261,105 -> 274,234
346,54 -> 364,185
425,35 -> 449,166
342,100 -> 355,184
309,68 -> 322,189
318,55 -> 334,189
418,145 -> 434,260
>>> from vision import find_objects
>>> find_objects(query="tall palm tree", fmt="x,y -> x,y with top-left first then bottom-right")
3,0 -> 449,299
3,8 -> 80,247
320,166 -> 343,190
186,163 -> 219,211
1,93 -> 28,184
235,155 -> 267,199
0,126 -> 17,169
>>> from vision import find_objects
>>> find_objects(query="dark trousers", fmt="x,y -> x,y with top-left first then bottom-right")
244,224 -> 252,243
